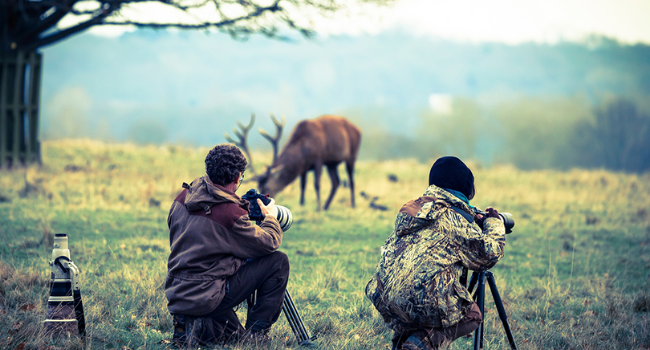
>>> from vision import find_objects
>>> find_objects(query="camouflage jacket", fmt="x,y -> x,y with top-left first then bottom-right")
365,185 -> 505,332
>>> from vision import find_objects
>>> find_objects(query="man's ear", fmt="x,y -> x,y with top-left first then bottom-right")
469,184 -> 476,200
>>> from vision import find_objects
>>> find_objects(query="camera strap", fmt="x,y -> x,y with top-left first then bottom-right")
450,205 -> 475,224
67,261 -> 86,336
54,256 -> 70,272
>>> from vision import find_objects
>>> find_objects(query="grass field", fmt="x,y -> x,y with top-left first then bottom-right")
1,139 -> 649,350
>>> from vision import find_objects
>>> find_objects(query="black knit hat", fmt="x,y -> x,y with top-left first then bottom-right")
428,156 -> 474,198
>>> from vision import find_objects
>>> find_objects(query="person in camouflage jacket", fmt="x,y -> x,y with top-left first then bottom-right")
366,156 -> 506,350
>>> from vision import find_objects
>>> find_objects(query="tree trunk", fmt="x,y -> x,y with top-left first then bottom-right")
0,49 -> 42,168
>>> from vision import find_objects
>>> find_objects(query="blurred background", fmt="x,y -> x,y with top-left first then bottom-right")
37,0 -> 650,172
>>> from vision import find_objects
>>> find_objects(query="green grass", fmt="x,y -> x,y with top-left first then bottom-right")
1,139 -> 649,349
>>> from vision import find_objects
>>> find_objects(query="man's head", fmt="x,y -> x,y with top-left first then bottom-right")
205,144 -> 248,186
428,156 -> 475,200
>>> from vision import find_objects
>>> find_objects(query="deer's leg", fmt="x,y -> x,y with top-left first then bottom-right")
299,172 -> 307,206
323,163 -> 340,211
346,160 -> 356,208
313,161 -> 323,211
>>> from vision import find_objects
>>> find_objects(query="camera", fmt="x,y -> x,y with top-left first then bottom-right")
242,189 -> 293,232
476,210 -> 515,234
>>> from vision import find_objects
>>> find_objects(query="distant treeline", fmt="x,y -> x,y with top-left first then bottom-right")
41,31 -> 650,148
39,30 -> 650,172
348,97 -> 650,173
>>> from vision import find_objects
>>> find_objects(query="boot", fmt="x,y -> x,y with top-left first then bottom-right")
172,313 -> 203,347
401,330 -> 434,350
242,319 -> 272,345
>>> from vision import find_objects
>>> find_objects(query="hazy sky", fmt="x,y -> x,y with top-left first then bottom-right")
81,0 -> 650,44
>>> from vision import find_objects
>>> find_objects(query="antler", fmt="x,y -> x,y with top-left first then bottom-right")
259,113 -> 286,166
224,113 -> 257,174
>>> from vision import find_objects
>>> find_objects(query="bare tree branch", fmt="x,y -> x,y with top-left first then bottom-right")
103,0 -> 282,30
3,0 -> 390,51
15,6 -> 71,45
21,2 -> 119,50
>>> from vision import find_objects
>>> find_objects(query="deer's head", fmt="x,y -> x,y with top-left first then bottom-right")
256,164 -> 286,196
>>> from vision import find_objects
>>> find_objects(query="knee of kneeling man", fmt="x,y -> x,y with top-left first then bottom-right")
468,302 -> 483,322
271,251 -> 290,269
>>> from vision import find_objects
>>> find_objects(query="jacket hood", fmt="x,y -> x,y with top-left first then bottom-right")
183,175 -> 249,213
417,184 -> 475,220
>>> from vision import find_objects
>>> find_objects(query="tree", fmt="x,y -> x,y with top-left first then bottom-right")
493,97 -> 591,170
573,99 -> 650,172
1,0 -> 388,167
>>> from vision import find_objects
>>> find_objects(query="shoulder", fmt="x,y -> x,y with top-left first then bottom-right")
174,188 -> 189,204
188,201 -> 249,230
399,196 -> 436,217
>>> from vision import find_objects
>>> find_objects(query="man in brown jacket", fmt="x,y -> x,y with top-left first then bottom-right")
165,144 -> 288,346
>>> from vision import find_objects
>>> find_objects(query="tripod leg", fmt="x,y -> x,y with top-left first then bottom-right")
485,272 -> 518,350
473,271 -> 485,350
480,308 -> 485,349
282,290 -> 314,346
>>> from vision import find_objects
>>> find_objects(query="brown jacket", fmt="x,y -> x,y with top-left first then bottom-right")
165,175 -> 282,316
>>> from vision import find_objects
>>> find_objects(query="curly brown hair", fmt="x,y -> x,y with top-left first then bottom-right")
205,143 -> 248,186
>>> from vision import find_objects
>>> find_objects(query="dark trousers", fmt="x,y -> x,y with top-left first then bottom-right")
173,251 -> 290,345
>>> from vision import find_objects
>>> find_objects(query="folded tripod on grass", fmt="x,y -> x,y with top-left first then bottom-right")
248,290 -> 316,346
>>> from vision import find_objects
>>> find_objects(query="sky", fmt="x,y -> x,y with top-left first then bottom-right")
78,0 -> 650,44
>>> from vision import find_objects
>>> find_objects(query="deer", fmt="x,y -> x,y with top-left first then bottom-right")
225,113 -> 361,211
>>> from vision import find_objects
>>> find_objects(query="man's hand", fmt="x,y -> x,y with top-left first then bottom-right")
257,198 -> 278,219
476,207 -> 500,228
485,207 -> 500,219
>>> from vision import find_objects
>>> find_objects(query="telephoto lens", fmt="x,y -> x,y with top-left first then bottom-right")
275,205 -> 293,232
45,233 -> 86,337
499,212 -> 515,234
475,209 -> 515,234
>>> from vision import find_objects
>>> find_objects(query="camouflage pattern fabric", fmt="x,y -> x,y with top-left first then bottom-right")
366,185 -> 505,333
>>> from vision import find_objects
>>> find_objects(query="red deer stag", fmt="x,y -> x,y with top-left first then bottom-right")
226,114 -> 361,211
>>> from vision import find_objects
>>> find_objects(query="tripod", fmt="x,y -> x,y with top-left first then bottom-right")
465,270 -> 518,350
248,290 -> 315,346
282,290 -> 316,346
